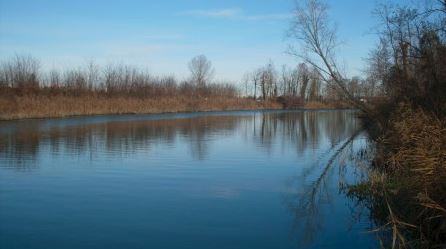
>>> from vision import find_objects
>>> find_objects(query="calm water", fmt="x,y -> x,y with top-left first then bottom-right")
0,110 -> 377,249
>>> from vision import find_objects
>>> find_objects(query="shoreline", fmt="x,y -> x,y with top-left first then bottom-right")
0,95 -> 277,121
0,106 -> 354,122
0,95 -> 350,121
0,107 -> 281,122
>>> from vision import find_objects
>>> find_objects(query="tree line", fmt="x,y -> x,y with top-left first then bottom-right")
0,54 -> 237,98
0,52 -> 385,106
242,61 -> 383,103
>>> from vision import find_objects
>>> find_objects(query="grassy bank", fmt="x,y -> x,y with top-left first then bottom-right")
348,105 -> 446,248
302,100 -> 351,109
0,54 -> 353,120
0,94 -> 283,120
335,1 -> 446,246
0,93 -> 353,120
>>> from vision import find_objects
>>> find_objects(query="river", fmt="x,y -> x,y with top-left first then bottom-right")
0,110 -> 377,249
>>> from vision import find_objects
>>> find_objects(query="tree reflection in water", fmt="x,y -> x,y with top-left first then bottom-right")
1,111 -> 359,168
283,130 -> 375,247
0,110 -> 374,247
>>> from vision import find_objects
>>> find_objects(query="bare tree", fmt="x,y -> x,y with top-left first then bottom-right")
260,68 -> 267,100
288,0 -> 373,115
1,54 -> 40,90
298,63 -> 310,100
48,69 -> 61,88
188,55 -> 214,89
365,38 -> 392,97
266,61 -> 277,98
86,61 -> 100,91
290,66 -> 300,97
256,62 -> 277,100
242,72 -> 252,97
252,68 -> 262,100
280,65 -> 300,97
308,67 -> 321,101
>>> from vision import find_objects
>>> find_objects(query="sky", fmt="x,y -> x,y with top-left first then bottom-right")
0,0 -> 402,83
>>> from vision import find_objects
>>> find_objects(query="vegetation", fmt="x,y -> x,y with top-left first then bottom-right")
241,60 -> 381,108
0,52 -> 365,120
289,0 -> 446,247
0,55 -> 283,119
351,1 -> 446,246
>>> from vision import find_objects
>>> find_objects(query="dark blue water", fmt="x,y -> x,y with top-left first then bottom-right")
0,110 -> 377,249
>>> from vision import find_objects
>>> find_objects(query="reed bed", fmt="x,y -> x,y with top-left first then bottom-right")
0,94 -> 282,120
350,106 -> 446,248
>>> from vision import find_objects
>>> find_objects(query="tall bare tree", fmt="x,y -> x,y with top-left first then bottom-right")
188,55 -> 214,88
297,63 -> 310,100
242,72 -> 252,97
308,67 -> 321,101
365,38 -> 392,97
288,0 -> 374,115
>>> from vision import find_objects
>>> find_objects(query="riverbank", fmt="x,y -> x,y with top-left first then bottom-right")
348,105 -> 446,248
0,94 -> 353,120
0,95 -> 283,120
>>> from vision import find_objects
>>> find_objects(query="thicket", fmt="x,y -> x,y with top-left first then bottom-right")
348,1 -> 446,248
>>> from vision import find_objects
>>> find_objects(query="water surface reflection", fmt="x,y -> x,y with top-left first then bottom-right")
1,111 -> 358,166
0,110 -> 376,249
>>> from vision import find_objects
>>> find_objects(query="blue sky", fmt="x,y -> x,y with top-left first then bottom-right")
0,0 -> 394,82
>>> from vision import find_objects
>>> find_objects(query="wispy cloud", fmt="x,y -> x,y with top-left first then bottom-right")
178,8 -> 291,21
179,8 -> 241,18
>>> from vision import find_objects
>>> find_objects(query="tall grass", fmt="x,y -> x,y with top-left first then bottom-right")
0,94 -> 281,120
349,106 -> 446,248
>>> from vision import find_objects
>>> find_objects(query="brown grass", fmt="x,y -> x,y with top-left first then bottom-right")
304,100 -> 351,109
378,105 -> 446,186
0,95 -> 282,120
354,105 -> 446,248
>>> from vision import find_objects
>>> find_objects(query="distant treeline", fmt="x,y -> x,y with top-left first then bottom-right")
0,52 -> 373,120
0,54 -> 238,98
242,61 -> 384,102
0,53 -> 385,105
0,55 -> 288,119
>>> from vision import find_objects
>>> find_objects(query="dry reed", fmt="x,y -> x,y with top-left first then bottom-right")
0,94 -> 282,120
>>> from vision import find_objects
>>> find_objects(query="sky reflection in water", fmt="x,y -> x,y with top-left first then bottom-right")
0,110 -> 377,249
